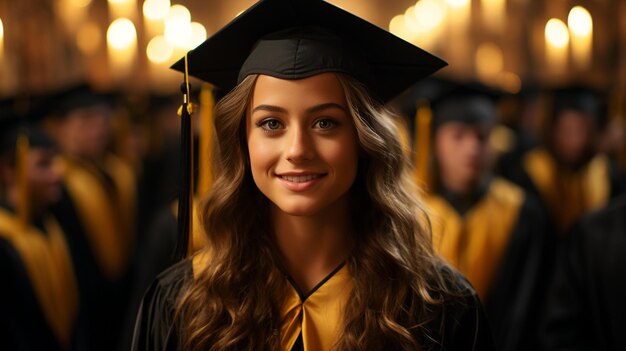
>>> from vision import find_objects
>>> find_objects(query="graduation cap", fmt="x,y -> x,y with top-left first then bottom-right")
550,85 -> 607,127
55,83 -> 116,118
169,0 -> 447,260
430,82 -> 502,130
171,0 -> 446,102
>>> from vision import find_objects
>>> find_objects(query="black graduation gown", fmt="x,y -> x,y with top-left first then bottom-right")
542,195 -> 626,351
484,193 -> 554,351
0,237 -> 61,351
131,259 -> 494,351
119,204 -> 179,351
0,204 -> 84,351
52,184 -> 133,351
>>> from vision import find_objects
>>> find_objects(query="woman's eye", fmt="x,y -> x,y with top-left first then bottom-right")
314,119 -> 337,129
258,119 -> 283,131
266,120 -> 280,129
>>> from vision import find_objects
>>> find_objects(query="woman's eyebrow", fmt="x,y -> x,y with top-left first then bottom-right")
251,103 -> 348,114
306,103 -> 348,114
251,104 -> 287,114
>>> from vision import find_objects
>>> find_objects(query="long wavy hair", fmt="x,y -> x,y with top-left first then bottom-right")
176,73 -> 454,350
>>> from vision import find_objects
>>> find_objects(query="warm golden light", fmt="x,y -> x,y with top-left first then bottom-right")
187,22 -> 207,49
108,0 -> 135,20
413,0 -> 447,31
147,35 -> 173,63
57,0 -> 90,32
568,6 -> 592,69
404,6 -> 422,33
77,22 -> 101,54
446,0 -> 471,68
389,14 -> 415,43
143,0 -> 171,21
164,4 -> 191,47
545,18 -> 569,48
0,18 -> 4,59
481,0 -> 506,31
389,14 -> 404,35
70,0 -> 92,7
545,18 -> 569,74
568,6 -> 592,36
107,18 -> 136,50
107,18 -> 137,79
476,42 -> 503,79
446,0 -> 470,8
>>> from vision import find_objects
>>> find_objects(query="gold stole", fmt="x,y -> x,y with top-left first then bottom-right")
58,155 -> 136,280
191,253 -> 352,350
0,209 -> 79,348
425,178 -> 523,301
523,149 -> 610,234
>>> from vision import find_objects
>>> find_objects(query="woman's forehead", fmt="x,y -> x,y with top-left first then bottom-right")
251,73 -> 348,110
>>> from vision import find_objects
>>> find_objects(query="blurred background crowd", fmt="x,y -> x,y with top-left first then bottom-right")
1,0 -> 626,351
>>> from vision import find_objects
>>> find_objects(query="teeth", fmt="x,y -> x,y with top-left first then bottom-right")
281,175 -> 320,183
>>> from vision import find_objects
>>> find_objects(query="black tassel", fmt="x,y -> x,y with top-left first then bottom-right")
175,78 -> 194,261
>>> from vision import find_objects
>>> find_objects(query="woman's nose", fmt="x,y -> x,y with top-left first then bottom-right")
285,127 -> 315,163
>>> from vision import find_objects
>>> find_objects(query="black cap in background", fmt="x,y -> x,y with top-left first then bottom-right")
431,82 -> 502,130
550,85 -> 607,128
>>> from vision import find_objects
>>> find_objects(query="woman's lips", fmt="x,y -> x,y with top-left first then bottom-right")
276,173 -> 326,191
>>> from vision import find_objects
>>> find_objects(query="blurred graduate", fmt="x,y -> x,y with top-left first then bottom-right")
509,86 -> 624,236
47,85 -> 137,351
0,99 -> 81,350
412,82 -> 552,351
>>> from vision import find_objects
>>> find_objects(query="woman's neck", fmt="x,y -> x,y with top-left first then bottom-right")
272,195 -> 354,295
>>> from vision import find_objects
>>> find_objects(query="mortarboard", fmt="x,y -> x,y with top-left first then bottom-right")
550,85 -> 607,127
0,96 -> 56,157
171,0 -> 446,102
431,82 -> 502,130
169,0 -> 447,260
55,84 -> 115,118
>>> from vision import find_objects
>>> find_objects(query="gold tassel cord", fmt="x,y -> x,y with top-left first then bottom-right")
413,100 -> 433,192
198,84 -> 215,197
16,134 -> 30,230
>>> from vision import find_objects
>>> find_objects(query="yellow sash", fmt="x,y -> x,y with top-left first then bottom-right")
0,209 -> 79,348
58,155 -> 136,280
192,253 -> 352,350
523,149 -> 610,233
425,178 -> 523,301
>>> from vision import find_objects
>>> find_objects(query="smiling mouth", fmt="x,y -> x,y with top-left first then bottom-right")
279,174 -> 323,183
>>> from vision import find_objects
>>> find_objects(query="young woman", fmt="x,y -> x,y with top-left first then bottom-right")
132,1 -> 494,350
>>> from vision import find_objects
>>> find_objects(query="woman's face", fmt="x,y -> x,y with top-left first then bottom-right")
246,73 -> 359,217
